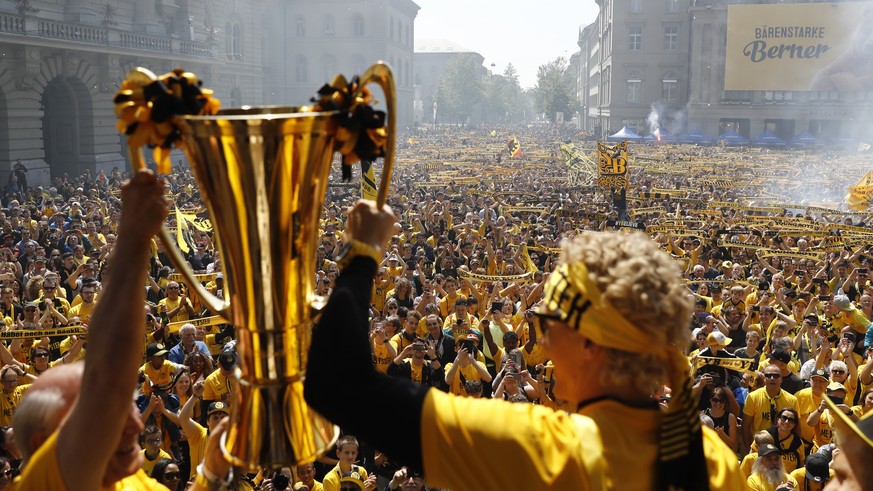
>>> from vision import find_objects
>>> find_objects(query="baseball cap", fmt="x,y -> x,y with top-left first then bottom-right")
833,294 -> 852,310
810,367 -> 830,380
804,453 -> 830,482
207,401 -> 230,417
455,333 -> 479,345
721,261 -> 733,269
768,349 -> 791,364
215,272 -> 224,280
707,331 -> 731,347
827,382 -> 847,393
758,443 -> 781,457
218,351 -> 237,370
146,343 -> 169,358
339,471 -> 365,490
24,301 -> 39,309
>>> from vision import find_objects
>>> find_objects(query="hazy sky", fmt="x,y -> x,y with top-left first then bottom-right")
414,0 -> 601,89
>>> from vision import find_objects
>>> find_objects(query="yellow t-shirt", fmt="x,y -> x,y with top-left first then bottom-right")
294,481 -> 323,491
789,467 -> 833,491
739,452 -> 756,480
140,360 -> 177,395
371,279 -> 389,313
140,448 -> 172,477
158,297 -> 192,324
438,293 -> 466,318
201,370 -> 232,402
518,324 -> 548,366
742,388 -> 799,433
0,385 -> 29,426
747,472 -> 798,491
68,301 -> 97,323
322,464 -> 368,491
443,361 -> 488,396
420,390 -> 742,490
831,307 -> 870,335
59,337 -> 86,363
186,422 -> 208,478
794,387 -> 821,445
372,342 -> 393,374
16,430 -> 170,490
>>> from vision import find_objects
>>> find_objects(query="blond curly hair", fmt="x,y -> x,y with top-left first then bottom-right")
559,231 -> 692,394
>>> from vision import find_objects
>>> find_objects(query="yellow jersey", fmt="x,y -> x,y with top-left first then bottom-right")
421,390 -> 742,490
16,430 -> 170,490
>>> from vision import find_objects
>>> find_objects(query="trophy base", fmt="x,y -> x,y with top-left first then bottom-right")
223,378 -> 338,470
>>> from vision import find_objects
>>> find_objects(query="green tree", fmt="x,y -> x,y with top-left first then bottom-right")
534,57 -> 579,122
434,54 -> 484,124
482,63 -> 529,123
503,63 -> 519,86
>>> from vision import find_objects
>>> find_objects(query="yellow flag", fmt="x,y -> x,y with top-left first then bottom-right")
361,160 -> 377,201
847,171 -> 873,211
520,245 -> 539,274
174,205 -> 195,253
490,130 -> 497,137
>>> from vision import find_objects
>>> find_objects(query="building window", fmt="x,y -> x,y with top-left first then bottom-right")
296,16 -> 305,37
764,91 -> 793,102
389,16 -> 394,40
232,24 -> 242,60
627,75 -> 642,103
295,56 -> 307,83
323,15 -> 335,35
664,26 -> 678,51
722,90 -> 750,102
353,15 -> 364,37
666,0 -> 679,12
630,0 -> 642,13
662,76 -> 678,102
629,26 -> 642,50
230,87 -> 242,108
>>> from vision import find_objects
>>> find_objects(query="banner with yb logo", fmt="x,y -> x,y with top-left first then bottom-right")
597,140 -> 629,188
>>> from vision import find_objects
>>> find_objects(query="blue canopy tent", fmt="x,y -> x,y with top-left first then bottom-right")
714,129 -> 749,145
678,128 -> 712,144
789,131 -> 824,146
607,126 -> 642,142
751,130 -> 787,147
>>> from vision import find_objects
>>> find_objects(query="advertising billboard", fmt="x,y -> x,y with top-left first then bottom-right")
724,2 -> 872,91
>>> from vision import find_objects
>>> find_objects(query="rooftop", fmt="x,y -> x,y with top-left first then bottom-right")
414,38 -> 476,54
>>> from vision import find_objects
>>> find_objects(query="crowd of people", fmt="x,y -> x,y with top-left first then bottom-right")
0,125 -> 871,490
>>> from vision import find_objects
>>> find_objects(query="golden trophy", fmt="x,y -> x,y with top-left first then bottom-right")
114,64 -> 395,469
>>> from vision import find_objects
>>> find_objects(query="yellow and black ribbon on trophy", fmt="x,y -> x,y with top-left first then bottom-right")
310,75 -> 388,182
113,68 -> 221,174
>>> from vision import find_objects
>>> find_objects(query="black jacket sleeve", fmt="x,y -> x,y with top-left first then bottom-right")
304,257 -> 429,470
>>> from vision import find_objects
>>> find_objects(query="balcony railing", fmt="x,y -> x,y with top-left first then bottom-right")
0,14 -> 212,58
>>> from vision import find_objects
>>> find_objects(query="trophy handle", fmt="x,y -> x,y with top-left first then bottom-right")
127,146 -> 231,320
355,62 -> 395,208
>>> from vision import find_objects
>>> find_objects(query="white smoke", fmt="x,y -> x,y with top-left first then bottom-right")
647,104 -> 660,135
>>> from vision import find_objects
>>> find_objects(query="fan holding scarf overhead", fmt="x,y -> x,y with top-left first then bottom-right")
304,197 -> 743,490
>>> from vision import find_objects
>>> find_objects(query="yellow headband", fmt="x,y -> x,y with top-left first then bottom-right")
538,262 -> 662,357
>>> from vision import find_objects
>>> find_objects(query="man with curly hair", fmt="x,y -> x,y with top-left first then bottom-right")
305,200 -> 742,490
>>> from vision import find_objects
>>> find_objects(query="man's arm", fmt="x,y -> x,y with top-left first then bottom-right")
57,171 -> 167,491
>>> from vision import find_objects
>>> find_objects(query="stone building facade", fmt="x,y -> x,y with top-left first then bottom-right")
0,0 -> 418,187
